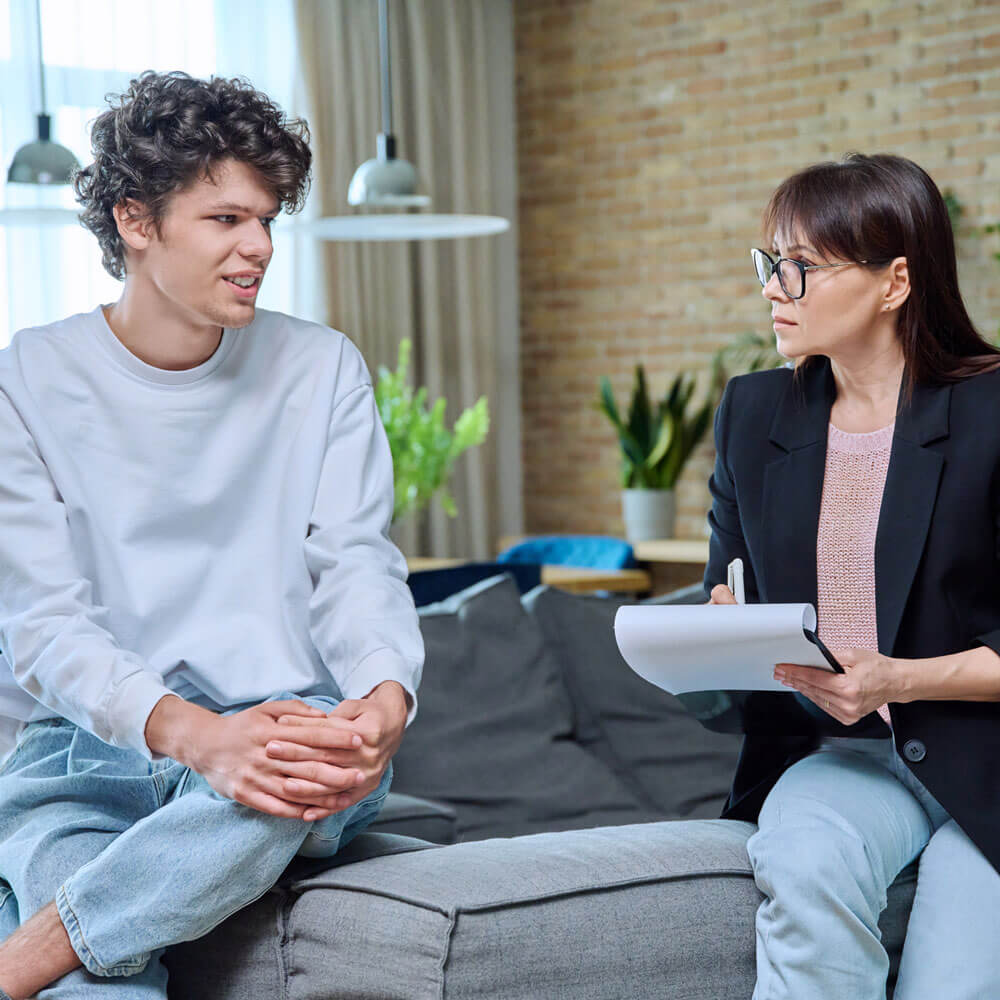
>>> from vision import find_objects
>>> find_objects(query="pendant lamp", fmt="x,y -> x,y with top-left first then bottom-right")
0,0 -> 80,227
303,0 -> 508,242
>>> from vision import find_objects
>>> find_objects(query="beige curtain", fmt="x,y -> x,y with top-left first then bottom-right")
294,0 -> 520,560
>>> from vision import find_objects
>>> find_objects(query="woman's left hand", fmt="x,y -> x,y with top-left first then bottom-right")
774,648 -> 909,725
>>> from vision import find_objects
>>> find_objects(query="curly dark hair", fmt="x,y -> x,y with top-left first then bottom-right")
73,71 -> 312,280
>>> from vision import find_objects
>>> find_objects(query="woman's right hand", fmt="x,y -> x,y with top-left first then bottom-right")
709,584 -> 738,605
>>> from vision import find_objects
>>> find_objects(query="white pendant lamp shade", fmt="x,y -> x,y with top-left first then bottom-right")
304,213 -> 508,241
312,0 -> 508,242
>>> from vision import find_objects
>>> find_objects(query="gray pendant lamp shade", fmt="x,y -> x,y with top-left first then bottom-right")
347,132 -> 429,208
0,0 -> 81,227
307,0 -> 507,242
7,114 -> 79,185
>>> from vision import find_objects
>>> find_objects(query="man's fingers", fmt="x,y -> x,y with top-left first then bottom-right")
302,807 -> 336,822
273,723 -> 363,749
326,699 -> 367,720
275,713 -> 336,727
241,790 -> 308,819
275,714 -> 364,735
259,700 -> 327,720
256,776 -> 345,811
265,740 -> 366,766
278,777 -> 349,805
276,759 -> 367,791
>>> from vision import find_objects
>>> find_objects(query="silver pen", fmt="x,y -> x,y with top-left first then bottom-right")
726,557 -> 746,605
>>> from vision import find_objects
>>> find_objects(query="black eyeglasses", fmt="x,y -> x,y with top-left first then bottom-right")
750,248 -> 869,300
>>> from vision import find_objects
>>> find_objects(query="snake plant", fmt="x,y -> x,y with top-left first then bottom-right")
597,357 -> 724,490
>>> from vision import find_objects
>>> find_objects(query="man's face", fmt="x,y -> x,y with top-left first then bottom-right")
131,158 -> 279,331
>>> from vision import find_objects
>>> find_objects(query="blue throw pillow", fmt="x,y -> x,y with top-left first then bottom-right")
497,535 -> 636,570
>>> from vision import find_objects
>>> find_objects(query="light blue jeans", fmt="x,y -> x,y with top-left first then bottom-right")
0,692 -> 391,997
747,735 -> 1000,1000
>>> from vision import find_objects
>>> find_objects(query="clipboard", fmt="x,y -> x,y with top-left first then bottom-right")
614,602 -> 845,694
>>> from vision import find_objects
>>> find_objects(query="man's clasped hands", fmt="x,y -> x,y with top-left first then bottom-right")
149,681 -> 410,823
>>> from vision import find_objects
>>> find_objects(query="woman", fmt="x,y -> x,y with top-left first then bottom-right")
705,153 -> 1000,999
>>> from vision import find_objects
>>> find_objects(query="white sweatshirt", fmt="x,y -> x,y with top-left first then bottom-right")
0,305 -> 423,760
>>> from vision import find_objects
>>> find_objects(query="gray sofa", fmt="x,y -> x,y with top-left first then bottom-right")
164,576 -> 917,998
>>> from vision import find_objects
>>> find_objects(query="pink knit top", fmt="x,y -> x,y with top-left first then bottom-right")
816,421 -> 895,726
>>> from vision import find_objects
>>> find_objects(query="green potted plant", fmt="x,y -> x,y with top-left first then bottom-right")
375,339 -> 490,522
597,358 -> 724,540
717,329 -> 785,375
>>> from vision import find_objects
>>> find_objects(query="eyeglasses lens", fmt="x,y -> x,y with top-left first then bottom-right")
777,259 -> 803,298
753,250 -> 773,288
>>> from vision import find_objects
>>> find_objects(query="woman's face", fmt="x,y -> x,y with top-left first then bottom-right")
763,229 -> 896,362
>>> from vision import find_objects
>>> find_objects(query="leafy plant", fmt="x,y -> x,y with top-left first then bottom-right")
940,188 -> 1000,345
942,188 -> 963,233
597,357 -> 725,490
948,188 -> 1000,347
374,339 -> 489,521
717,329 -> 785,376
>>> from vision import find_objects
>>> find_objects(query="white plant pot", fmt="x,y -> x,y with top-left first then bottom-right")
622,488 -> 676,542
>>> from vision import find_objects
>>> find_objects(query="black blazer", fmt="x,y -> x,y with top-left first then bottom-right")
704,357 -> 1000,874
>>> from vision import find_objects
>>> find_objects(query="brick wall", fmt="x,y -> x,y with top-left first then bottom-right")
515,0 -> 1000,541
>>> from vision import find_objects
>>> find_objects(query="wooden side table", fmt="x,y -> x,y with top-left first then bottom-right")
631,538 -> 710,595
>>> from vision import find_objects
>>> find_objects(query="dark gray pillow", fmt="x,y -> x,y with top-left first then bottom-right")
391,575 -> 657,840
368,792 -> 458,844
523,585 -> 742,819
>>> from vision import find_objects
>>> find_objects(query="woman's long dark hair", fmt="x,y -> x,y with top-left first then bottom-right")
765,152 -> 1000,385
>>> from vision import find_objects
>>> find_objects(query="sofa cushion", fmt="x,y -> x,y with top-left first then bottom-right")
524,585 -> 742,819
283,820 -> 916,1000
163,821 -> 917,999
390,575 -> 659,840
162,832 -> 441,997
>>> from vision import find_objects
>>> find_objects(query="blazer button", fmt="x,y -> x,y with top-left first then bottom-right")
903,739 -> 926,762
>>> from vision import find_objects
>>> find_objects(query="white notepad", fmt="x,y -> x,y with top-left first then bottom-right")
614,603 -> 840,695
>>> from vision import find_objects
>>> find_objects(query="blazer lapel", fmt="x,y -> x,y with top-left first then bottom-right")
875,380 -> 950,656
760,361 -> 836,605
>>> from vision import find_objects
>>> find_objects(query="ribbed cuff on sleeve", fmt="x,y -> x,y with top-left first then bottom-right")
341,647 -> 420,725
105,670 -> 177,761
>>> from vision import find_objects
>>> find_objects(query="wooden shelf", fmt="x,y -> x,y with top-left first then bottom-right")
632,538 -> 710,564
406,557 -> 650,594
409,536 -> 708,596
539,565 -> 650,594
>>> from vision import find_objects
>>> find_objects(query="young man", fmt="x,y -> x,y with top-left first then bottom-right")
0,71 -> 423,997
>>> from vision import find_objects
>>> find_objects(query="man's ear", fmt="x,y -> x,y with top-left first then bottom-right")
883,256 -> 910,312
113,200 -> 156,253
